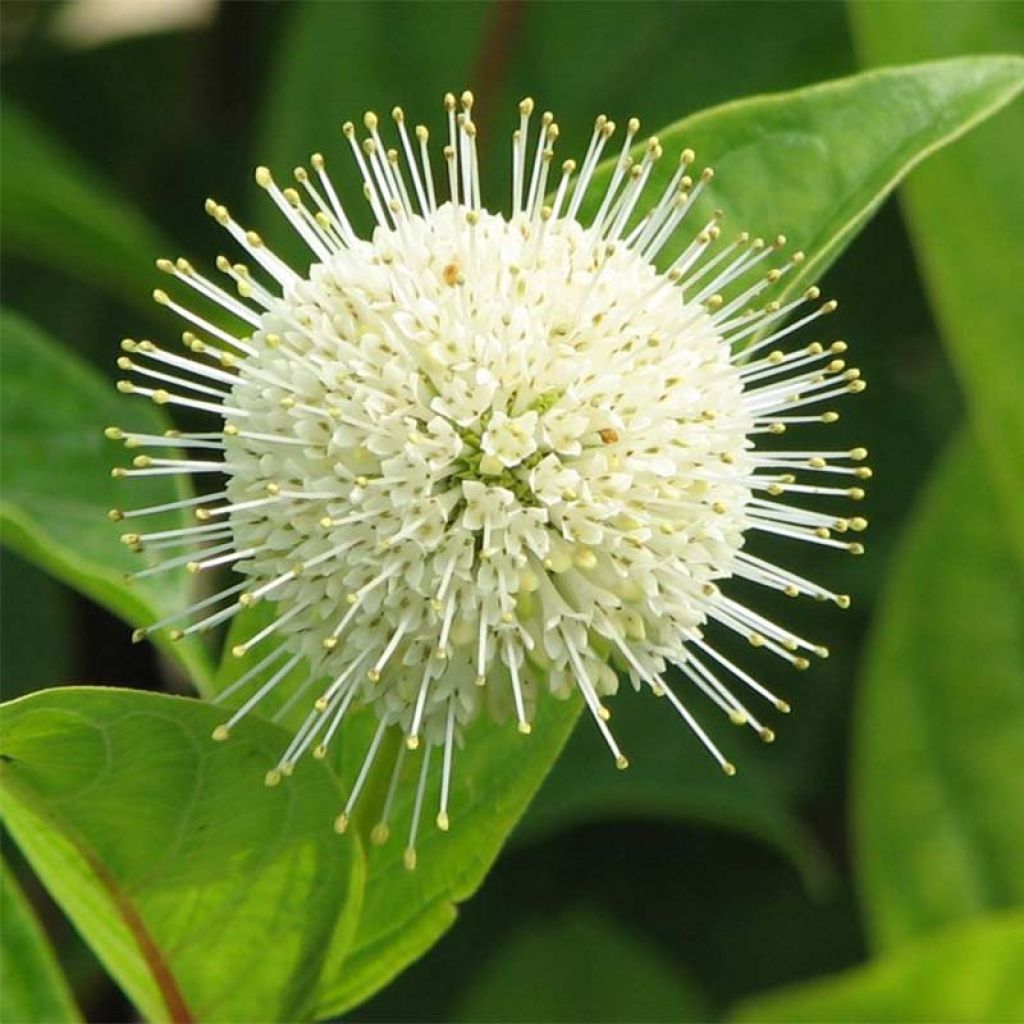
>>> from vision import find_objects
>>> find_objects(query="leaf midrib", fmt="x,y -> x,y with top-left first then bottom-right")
0,764 -> 195,1024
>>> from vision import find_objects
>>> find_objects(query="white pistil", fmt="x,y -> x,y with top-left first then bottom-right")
505,636 -> 531,734
335,716 -> 389,835
213,651 -> 303,740
563,634 -> 628,769
130,540 -> 235,580
437,698 -> 456,831
133,581 -> 247,643
153,288 -> 257,357
371,743 -> 407,845
405,741 -> 434,870
158,257 -> 264,328
214,644 -> 290,706
231,600 -> 306,657
108,488 -> 226,521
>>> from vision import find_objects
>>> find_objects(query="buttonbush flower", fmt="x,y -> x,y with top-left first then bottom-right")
109,91 -> 868,865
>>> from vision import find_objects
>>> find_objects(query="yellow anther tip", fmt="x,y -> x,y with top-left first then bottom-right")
403,848 -> 418,871
436,811 -> 450,832
615,755 -> 630,770
211,725 -> 230,742
264,770 -> 282,787
334,814 -> 349,835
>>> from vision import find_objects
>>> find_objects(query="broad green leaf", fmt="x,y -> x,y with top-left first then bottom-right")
0,103 -> 166,316
313,697 -> 581,1018
1,860 -> 82,1023
850,7 -> 1024,566
731,909 -> 1024,1022
853,433 -> 1024,951
0,310 -> 213,692
453,906 -> 709,1023
583,55 -> 1024,310
0,687 -> 363,1024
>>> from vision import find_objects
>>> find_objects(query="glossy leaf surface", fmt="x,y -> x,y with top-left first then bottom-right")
0,688 -> 362,1023
853,435 -> 1024,949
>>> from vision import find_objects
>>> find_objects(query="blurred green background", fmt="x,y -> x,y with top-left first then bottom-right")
2,2 -> 1022,1022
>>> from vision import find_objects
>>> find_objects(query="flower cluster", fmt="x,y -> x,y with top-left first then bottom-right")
109,91 -> 867,866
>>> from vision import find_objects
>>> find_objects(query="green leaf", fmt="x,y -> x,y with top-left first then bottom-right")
583,55 -> 1024,309
315,698 -> 580,1018
453,906 -> 709,1023
853,432 -> 1024,951
0,309 -> 213,692
1,860 -> 83,1023
0,103 -> 167,316
0,687 -> 363,1024
730,909 -> 1024,1022
850,9 -> 1024,567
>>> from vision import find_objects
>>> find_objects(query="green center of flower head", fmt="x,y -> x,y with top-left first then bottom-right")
452,391 -> 567,502
111,90 -> 868,867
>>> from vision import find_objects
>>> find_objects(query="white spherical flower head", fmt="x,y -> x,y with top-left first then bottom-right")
111,92 -> 868,864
